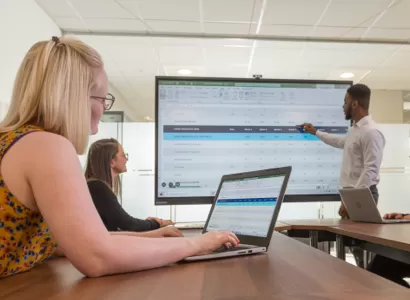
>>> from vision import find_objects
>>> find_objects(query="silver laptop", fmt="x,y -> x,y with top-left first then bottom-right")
184,166 -> 291,262
339,187 -> 410,224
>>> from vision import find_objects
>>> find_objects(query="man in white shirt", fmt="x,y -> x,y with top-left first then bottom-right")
301,83 -> 385,267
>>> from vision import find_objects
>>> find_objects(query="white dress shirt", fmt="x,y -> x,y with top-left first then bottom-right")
315,115 -> 385,188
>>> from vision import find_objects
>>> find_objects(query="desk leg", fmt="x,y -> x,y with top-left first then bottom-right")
363,250 -> 369,269
309,230 -> 319,248
336,235 -> 346,260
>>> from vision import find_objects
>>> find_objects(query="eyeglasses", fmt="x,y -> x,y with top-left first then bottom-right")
91,93 -> 115,110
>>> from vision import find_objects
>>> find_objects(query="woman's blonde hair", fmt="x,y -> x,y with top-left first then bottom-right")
0,36 -> 103,154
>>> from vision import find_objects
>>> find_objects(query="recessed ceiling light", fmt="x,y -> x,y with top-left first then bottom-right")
340,72 -> 355,79
178,69 -> 192,75
144,116 -> 152,121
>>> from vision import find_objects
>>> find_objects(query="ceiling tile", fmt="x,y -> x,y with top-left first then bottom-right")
263,0 -> 329,25
163,65 -> 207,76
202,38 -> 254,47
205,46 -> 251,66
67,32 -> 410,121
301,50 -> 347,67
371,67 -> 410,78
326,68 -> 371,81
312,26 -> 356,38
251,48 -> 302,70
152,37 -> 204,46
364,28 -> 410,40
36,0 -> 78,18
304,42 -> 354,51
204,22 -> 252,34
104,43 -> 156,58
250,0 -> 264,24
380,48 -> 410,68
54,17 -> 88,30
255,40 -> 305,50
102,60 -> 123,77
202,0 -> 255,22
206,65 -> 248,77
112,62 -> 160,76
145,20 -> 202,33
103,43 -> 159,75
98,36 -> 158,47
400,45 -> 410,52
363,73 -> 410,89
319,0 -> 390,27
70,0 -> 133,18
248,67 -> 294,79
84,18 -> 147,32
257,24 -> 313,36
120,0 -> 200,21
158,46 -> 204,65
127,76 -> 155,94
290,70 -> 330,80
350,43 -> 402,53
341,27 -> 367,38
375,0 -> 410,29
301,48 -> 391,69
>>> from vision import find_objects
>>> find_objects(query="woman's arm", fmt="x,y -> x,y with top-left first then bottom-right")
88,180 -> 160,231
54,228 -> 184,258
111,227 -> 183,238
11,132 -> 237,277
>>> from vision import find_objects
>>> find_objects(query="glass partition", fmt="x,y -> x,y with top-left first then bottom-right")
81,122 -> 410,222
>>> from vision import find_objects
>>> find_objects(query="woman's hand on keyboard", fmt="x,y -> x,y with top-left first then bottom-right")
190,231 -> 240,256
384,213 -> 410,220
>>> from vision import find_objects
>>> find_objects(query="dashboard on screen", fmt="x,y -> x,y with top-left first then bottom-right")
155,77 -> 352,205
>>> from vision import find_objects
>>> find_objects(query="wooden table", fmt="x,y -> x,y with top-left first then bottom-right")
328,223 -> 410,252
274,221 -> 292,231
281,218 -> 353,230
328,223 -> 410,263
1,232 -> 409,300
276,219 -> 410,266
279,219 -> 353,248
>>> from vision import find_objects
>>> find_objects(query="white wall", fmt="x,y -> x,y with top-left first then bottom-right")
0,0 -> 61,119
370,90 -> 403,124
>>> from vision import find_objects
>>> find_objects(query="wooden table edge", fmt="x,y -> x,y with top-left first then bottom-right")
327,226 -> 410,253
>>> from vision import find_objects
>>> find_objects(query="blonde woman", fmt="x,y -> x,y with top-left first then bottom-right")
0,36 -> 239,278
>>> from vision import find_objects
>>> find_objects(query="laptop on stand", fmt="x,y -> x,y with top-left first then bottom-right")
184,166 -> 291,262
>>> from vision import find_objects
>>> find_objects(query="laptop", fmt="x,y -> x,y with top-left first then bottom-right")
184,166 -> 291,262
339,187 -> 410,224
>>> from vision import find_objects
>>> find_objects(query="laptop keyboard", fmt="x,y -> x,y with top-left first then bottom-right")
213,245 -> 250,253
383,219 -> 410,223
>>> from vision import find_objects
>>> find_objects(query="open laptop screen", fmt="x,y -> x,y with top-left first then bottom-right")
205,174 -> 285,237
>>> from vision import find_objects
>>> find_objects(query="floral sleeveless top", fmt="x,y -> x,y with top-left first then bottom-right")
0,125 -> 57,277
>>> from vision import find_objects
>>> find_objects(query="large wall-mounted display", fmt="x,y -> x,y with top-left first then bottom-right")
155,77 -> 351,205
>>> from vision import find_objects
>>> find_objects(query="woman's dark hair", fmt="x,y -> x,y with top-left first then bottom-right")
85,138 -> 121,195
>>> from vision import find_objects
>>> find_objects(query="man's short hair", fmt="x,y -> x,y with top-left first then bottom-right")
347,84 -> 371,109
